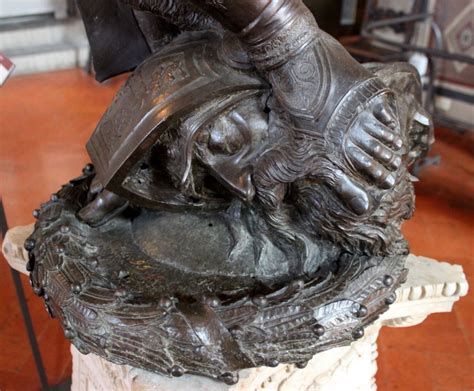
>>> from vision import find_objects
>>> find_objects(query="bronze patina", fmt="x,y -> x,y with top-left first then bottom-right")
26,0 -> 433,384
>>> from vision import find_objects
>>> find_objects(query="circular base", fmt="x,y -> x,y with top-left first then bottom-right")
27,173 -> 407,384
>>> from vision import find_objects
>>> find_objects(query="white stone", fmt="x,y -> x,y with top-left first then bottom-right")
0,18 -> 89,76
2,224 -> 469,391
0,0 -> 67,19
2,224 -> 31,275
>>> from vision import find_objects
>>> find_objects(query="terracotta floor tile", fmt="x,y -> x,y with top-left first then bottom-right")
429,353 -> 474,391
380,313 -> 471,356
0,370 -> 41,391
20,324 -> 72,387
453,277 -> 474,355
376,349 -> 435,391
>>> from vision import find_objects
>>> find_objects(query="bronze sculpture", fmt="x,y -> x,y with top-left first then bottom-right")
26,0 -> 433,384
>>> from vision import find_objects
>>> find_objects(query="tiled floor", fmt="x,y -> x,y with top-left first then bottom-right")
0,69 -> 472,390
376,127 -> 474,391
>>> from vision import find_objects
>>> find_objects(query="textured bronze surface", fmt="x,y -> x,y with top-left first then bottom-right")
28,0 -> 433,384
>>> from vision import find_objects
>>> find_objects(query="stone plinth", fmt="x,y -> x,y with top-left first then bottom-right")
2,224 -> 469,391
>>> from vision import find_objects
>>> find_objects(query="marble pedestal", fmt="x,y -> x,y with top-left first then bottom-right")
2,225 -> 469,391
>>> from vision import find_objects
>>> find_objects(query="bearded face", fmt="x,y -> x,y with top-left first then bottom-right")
160,88 -> 420,260
162,63 -> 430,261
85,45 -> 429,262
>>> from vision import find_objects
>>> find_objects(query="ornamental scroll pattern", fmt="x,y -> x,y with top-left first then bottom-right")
269,41 -> 331,120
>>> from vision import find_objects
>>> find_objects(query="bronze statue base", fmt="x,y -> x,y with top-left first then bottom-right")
26,170 -> 407,384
